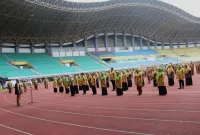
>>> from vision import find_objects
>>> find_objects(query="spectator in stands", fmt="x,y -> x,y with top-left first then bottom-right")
176,65 -> 185,89
110,68 -> 116,91
15,79 -> 23,106
157,68 -> 167,96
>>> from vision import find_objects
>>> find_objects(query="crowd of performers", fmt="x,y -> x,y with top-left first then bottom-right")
50,62 -> 197,97
6,62 -> 200,106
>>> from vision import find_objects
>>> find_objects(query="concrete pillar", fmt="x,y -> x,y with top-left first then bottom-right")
147,39 -> 150,49
15,43 -> 19,53
162,42 -> 164,49
104,32 -> 108,51
114,31 -> 117,47
94,34 -> 98,51
186,41 -> 188,48
73,40 -> 76,48
177,42 -> 180,48
140,36 -> 143,50
31,43 -> 34,53
0,41 -> 2,53
123,32 -> 126,47
154,40 -> 157,49
84,38 -> 87,48
131,34 -> 135,50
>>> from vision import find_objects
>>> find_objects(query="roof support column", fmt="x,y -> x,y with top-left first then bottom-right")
131,34 -> 135,50
0,41 -> 2,53
94,33 -> 98,52
84,37 -> 87,48
162,42 -> 164,49
140,36 -> 143,50
194,40 -> 197,47
45,43 -> 49,54
15,43 -> 19,53
73,40 -> 76,48
114,30 -> 118,47
177,42 -> 180,48
154,40 -> 157,49
31,43 -> 34,53
186,41 -> 188,48
170,41 -> 173,49
104,32 -> 108,51
123,32 -> 126,47
147,38 -> 150,49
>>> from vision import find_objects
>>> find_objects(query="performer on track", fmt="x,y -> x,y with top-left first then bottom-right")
167,65 -> 175,86
157,68 -> 167,96
110,68 -> 116,91
101,73 -> 108,96
15,79 -> 23,106
134,69 -> 143,96
116,72 -> 123,96
91,74 -> 97,95
177,65 -> 185,89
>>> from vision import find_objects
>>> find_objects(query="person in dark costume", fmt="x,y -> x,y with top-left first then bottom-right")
58,77 -> 64,93
96,73 -> 100,88
101,73 -> 108,96
106,73 -> 110,88
176,65 -> 185,89
110,68 -> 116,91
157,68 -> 167,96
91,74 -> 97,95
81,73 -> 88,95
69,76 -> 75,96
53,77 -> 58,93
64,76 -> 70,94
7,81 -> 13,94
185,65 -> 193,86
78,75 -> 83,91
122,71 -> 128,91
73,75 -> 79,94
116,72 -> 123,96
167,65 -> 175,86
127,70 -> 133,87
134,69 -> 143,96
15,79 -> 23,106
152,68 -> 158,87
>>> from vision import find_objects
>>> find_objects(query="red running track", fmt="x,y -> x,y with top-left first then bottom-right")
1,75 -> 200,135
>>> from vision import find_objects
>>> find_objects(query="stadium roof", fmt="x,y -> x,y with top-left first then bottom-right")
0,0 -> 200,44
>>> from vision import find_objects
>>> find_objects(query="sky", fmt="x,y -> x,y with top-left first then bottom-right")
67,0 -> 200,17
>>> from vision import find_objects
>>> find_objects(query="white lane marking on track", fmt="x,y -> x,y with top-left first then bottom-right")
2,94 -> 154,135
24,93 -> 200,105
6,96 -> 200,124
0,123 -> 34,135
26,90 -> 200,101
21,97 -> 200,113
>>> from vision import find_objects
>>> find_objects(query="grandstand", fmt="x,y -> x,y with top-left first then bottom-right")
1,0 -> 200,135
0,0 -> 200,79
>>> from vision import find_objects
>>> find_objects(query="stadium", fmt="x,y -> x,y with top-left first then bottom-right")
1,0 -> 200,135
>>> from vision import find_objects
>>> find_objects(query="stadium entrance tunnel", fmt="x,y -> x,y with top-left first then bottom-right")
101,57 -> 113,63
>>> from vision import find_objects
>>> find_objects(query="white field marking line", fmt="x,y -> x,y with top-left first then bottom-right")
2,95 -> 154,135
24,93 -> 200,105
6,96 -> 200,125
0,123 -> 34,135
21,97 -> 200,113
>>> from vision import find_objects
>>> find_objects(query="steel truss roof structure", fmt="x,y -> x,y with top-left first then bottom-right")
0,0 -> 200,44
